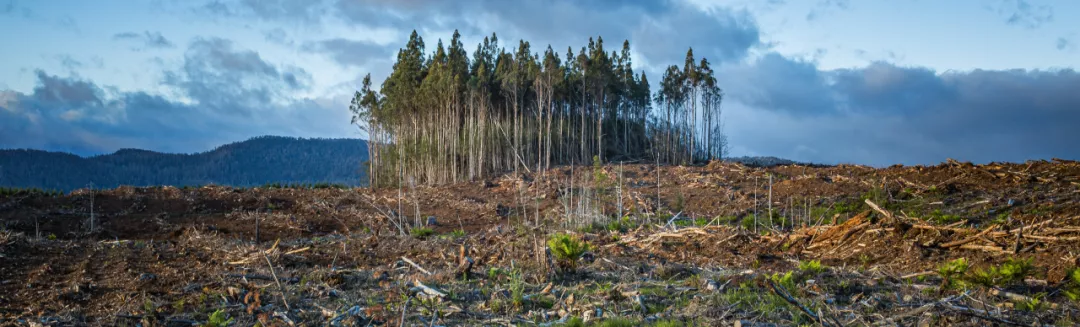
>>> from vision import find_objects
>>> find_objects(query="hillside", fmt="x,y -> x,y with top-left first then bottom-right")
0,136 -> 368,191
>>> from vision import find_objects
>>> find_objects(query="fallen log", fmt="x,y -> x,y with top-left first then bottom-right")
989,289 -> 1059,309
401,256 -> 432,275
958,244 -> 1008,254
412,280 -> 447,299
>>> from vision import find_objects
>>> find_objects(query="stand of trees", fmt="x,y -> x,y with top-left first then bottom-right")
351,30 -> 729,187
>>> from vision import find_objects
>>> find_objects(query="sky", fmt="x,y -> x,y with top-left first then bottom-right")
1,0 -> 1078,166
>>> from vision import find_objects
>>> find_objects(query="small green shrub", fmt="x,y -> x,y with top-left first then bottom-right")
1015,292 -> 1047,311
450,229 -> 466,237
410,227 -> 435,238
651,320 -> 687,327
740,215 -> 755,230
203,309 -> 234,327
606,216 -> 636,233
674,217 -> 709,227
969,257 -> 1034,287
558,317 -> 586,327
937,258 -> 969,290
1064,268 -> 1080,302
797,260 -> 826,275
770,271 -> 797,291
509,269 -> 525,308
593,318 -> 636,327
927,209 -> 963,225
547,233 -> 590,272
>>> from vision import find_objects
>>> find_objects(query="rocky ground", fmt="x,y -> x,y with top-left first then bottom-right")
2,159 -> 1080,326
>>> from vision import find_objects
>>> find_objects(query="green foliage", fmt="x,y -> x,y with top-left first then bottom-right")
1063,268 -> 1080,302
991,211 -> 1011,225
1015,292 -> 1047,311
969,257 -> 1034,287
171,299 -> 185,312
673,216 -> 709,227
508,269 -> 525,307
547,233 -> 590,272
559,317 -> 586,327
651,320 -> 688,327
720,282 -> 791,318
937,258 -> 970,290
770,271 -> 797,291
927,209 -> 963,225
713,215 -> 740,225
592,155 -> 609,185
797,260 -> 826,275
740,215 -> 756,230
410,227 -> 435,238
606,216 -> 637,233
143,299 -> 155,315
859,187 -> 888,207
203,309 -> 234,327
592,318 -> 636,327
488,267 -> 506,280
449,229 -> 466,237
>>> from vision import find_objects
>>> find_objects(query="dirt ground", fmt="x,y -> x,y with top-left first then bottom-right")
2,159 -> 1079,326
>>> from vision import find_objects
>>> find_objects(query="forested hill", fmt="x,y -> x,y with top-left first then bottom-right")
0,136 -> 369,191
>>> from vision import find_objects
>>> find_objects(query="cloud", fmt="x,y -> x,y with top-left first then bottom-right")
1,0 -> 14,14
806,0 -> 850,22
991,0 -> 1053,29
54,54 -> 84,71
720,54 -> 1080,165
205,0 -> 760,68
1057,36 -> 1075,51
0,39 -> 349,155
301,38 -> 394,68
195,0 -> 330,25
263,28 -> 292,46
164,37 -> 313,110
113,31 -> 176,49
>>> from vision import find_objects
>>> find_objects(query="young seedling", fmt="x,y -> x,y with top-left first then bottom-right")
547,233 -> 590,273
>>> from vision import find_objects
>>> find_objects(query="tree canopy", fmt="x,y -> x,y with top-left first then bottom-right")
351,30 -> 729,187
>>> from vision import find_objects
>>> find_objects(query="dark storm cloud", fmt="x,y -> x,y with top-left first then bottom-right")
163,37 -> 312,113
357,0 -> 759,65
0,39 -> 345,155
721,53 -> 838,116
113,31 -> 176,49
205,0 -> 760,67
721,54 -> 1080,165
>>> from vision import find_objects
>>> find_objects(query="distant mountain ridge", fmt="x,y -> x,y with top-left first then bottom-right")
0,136 -> 369,191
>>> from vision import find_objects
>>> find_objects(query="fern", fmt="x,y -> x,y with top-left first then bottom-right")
203,309 -> 233,327
547,233 -> 589,272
